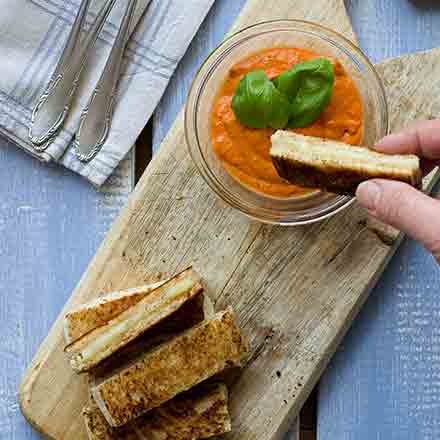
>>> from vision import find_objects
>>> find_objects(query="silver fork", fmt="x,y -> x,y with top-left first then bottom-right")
73,0 -> 141,162
29,0 -> 118,151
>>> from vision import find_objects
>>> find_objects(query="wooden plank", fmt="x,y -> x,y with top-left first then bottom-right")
0,138 -> 133,440
152,2 -> 304,438
152,3 -> 305,438
318,1 -> 440,439
19,3 -> 440,440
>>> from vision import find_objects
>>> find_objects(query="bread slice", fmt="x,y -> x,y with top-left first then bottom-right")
88,293 -> 215,385
83,398 -> 138,440
270,130 -> 422,195
65,268 -> 203,373
133,383 -> 231,439
83,294 -> 217,439
91,309 -> 247,427
64,279 -> 166,345
83,383 -> 230,440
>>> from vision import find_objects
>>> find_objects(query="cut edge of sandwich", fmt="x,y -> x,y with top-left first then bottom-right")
91,308 -> 247,427
65,267 -> 203,373
63,279 -> 167,346
88,293 -> 215,387
270,130 -> 422,195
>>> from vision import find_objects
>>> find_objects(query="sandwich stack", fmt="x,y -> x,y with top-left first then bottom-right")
62,268 -> 248,439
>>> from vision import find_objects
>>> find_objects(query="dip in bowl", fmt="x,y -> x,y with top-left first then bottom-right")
185,20 -> 388,225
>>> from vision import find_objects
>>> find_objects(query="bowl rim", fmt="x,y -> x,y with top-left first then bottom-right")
185,19 -> 389,226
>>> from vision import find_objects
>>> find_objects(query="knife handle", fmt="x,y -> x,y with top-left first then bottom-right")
73,0 -> 139,163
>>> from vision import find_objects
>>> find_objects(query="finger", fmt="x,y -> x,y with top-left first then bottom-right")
356,179 -> 440,262
374,119 -> 440,160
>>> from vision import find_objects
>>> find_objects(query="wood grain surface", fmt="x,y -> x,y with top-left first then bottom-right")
318,2 -> 440,439
151,2 -> 303,438
17,2 -> 440,440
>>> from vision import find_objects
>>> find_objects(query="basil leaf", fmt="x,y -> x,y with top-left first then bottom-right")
273,58 -> 335,128
232,70 -> 290,129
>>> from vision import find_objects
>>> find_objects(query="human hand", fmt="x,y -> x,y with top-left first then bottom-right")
356,119 -> 440,263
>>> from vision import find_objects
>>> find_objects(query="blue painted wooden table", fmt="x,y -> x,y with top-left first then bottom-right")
1,1 -> 440,439
0,139 -> 134,439
318,2 -> 440,439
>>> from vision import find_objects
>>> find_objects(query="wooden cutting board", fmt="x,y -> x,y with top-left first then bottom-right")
19,0 -> 440,438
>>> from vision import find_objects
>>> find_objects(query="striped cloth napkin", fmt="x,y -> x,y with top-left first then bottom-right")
0,0 -> 214,186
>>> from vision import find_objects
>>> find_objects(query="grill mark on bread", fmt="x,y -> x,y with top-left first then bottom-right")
83,383 -> 230,440
89,294 -> 212,385
91,309 -> 247,427
133,383 -> 231,439
65,268 -> 203,373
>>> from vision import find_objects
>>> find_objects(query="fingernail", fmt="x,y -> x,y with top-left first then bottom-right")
356,181 -> 382,212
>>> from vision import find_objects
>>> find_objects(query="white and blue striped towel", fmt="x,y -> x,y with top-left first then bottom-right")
0,0 -> 214,186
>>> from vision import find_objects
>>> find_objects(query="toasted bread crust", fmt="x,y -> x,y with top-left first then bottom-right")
92,309 -> 247,427
271,131 -> 422,196
65,268 -> 203,373
133,383 -> 231,439
89,294 -> 210,384
83,383 -> 230,440
64,279 -> 166,345
83,399 -> 138,440
272,156 -> 421,195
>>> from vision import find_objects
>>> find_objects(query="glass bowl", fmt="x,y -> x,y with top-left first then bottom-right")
185,20 -> 389,225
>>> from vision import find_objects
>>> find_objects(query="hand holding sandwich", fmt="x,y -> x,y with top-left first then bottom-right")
356,119 -> 440,263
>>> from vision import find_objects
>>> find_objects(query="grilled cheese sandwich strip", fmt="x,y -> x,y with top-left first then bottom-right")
64,279 -> 166,345
83,293 -> 218,439
83,383 -> 231,440
65,268 -> 203,373
133,383 -> 231,440
271,130 -> 422,195
88,293 -> 215,386
91,309 -> 247,427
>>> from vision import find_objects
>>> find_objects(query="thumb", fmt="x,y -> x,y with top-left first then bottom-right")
356,180 -> 440,261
